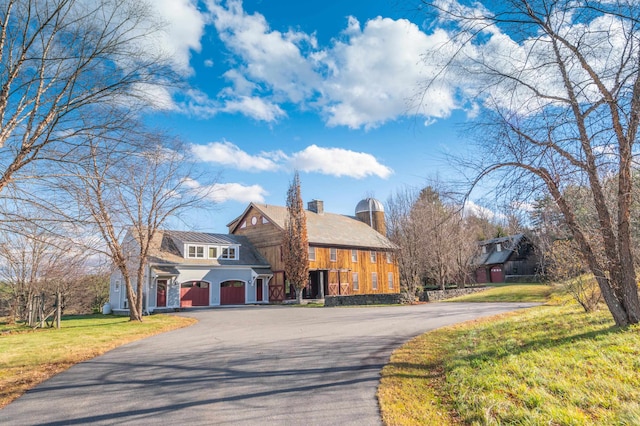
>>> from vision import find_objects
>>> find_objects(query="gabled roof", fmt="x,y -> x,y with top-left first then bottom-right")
228,203 -> 396,250
475,234 -> 525,266
147,230 -> 270,267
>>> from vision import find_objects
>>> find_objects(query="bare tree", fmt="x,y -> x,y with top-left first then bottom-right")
387,185 -> 478,293
58,132 -> 205,321
0,0 -> 175,200
282,171 -> 309,304
387,188 -> 424,295
421,0 -> 640,326
0,225 -> 90,323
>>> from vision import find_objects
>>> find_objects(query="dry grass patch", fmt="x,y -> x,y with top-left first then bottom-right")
379,302 -> 640,425
0,314 -> 195,408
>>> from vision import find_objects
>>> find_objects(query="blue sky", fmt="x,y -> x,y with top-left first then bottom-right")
145,0 -> 480,232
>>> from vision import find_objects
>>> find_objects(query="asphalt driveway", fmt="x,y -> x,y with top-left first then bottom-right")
1,302 -> 537,425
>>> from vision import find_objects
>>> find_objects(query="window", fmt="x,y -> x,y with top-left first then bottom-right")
482,245 -> 487,254
221,246 -> 237,260
370,251 -> 377,263
187,245 -> 205,258
386,252 -> 392,264
388,272 -> 394,289
353,272 -> 359,291
351,249 -> 357,262
330,248 -> 337,262
496,243 -> 502,252
114,280 -> 120,292
309,246 -> 316,261
209,247 -> 218,258
372,272 -> 378,290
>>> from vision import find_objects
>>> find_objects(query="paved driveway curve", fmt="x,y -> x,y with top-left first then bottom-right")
1,303 -> 536,425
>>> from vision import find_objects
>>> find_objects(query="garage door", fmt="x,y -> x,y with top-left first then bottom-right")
220,281 -> 245,305
490,266 -> 504,283
180,281 -> 210,307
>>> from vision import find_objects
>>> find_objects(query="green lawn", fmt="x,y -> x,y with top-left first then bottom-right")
0,314 -> 196,408
378,291 -> 640,425
445,283 -> 553,303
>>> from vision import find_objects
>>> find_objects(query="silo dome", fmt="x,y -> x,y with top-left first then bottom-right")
355,198 -> 386,236
355,198 -> 384,214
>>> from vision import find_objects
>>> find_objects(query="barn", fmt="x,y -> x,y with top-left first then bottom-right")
474,234 -> 540,283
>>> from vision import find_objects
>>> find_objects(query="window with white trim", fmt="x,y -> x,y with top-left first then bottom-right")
114,280 -> 120,292
221,246 -> 237,260
330,248 -> 337,262
372,272 -> 378,290
496,243 -> 502,252
309,246 -> 316,261
353,272 -> 359,291
386,252 -> 392,264
370,251 -> 377,263
351,249 -> 357,262
187,245 -> 205,258
388,272 -> 394,289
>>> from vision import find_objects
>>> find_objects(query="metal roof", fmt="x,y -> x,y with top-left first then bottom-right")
355,198 -> 384,214
474,234 -> 525,266
147,230 -> 271,267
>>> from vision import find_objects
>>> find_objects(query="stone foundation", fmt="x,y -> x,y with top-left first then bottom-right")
420,287 -> 488,302
324,293 -> 414,307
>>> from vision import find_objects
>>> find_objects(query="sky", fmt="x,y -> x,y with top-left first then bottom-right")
142,0 -> 494,232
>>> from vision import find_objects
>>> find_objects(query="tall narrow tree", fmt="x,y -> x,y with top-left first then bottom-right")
282,171 -> 309,304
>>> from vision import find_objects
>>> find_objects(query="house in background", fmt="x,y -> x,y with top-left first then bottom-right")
109,230 -> 272,313
474,234 -> 540,283
228,198 -> 399,301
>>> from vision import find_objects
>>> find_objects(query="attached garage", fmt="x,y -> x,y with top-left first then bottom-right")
220,280 -> 245,305
180,281 -> 210,307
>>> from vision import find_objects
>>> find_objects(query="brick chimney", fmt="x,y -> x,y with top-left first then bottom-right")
307,199 -> 324,215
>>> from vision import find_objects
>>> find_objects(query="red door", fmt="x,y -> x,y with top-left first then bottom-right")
256,278 -> 263,302
221,281 -> 245,305
490,266 -> 504,283
156,280 -> 167,307
180,281 -> 210,307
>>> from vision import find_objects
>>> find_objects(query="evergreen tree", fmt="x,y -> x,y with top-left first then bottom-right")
282,172 -> 309,304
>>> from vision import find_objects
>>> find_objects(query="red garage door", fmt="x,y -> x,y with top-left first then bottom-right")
490,266 -> 504,283
221,281 -> 245,305
180,281 -> 210,307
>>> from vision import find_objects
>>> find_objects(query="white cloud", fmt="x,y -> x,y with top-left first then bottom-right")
290,145 -> 393,179
183,178 -> 268,203
201,1 -> 460,128
191,141 -> 393,179
204,59 -> 214,67
222,96 -> 286,122
207,183 -> 268,203
321,17 -> 457,129
206,0 -> 320,103
191,141 -> 281,171
153,0 -> 206,75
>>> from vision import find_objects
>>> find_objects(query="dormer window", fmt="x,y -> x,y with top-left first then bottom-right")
188,245 -> 205,258
496,243 -> 502,252
482,246 -> 487,254
221,246 -> 237,260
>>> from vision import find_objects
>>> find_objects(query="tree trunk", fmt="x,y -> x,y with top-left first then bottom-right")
295,286 -> 304,304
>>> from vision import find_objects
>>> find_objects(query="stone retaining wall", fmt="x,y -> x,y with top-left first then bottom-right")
324,293 -> 413,307
420,287 -> 488,302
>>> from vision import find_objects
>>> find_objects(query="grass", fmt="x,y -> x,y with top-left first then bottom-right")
0,314 -> 196,408
445,283 -> 553,303
378,289 -> 640,425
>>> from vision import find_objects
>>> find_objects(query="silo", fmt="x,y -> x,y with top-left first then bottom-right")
355,198 -> 386,236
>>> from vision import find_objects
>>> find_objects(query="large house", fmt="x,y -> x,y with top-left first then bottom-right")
474,234 -> 539,283
228,198 -> 399,301
109,230 -> 272,313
